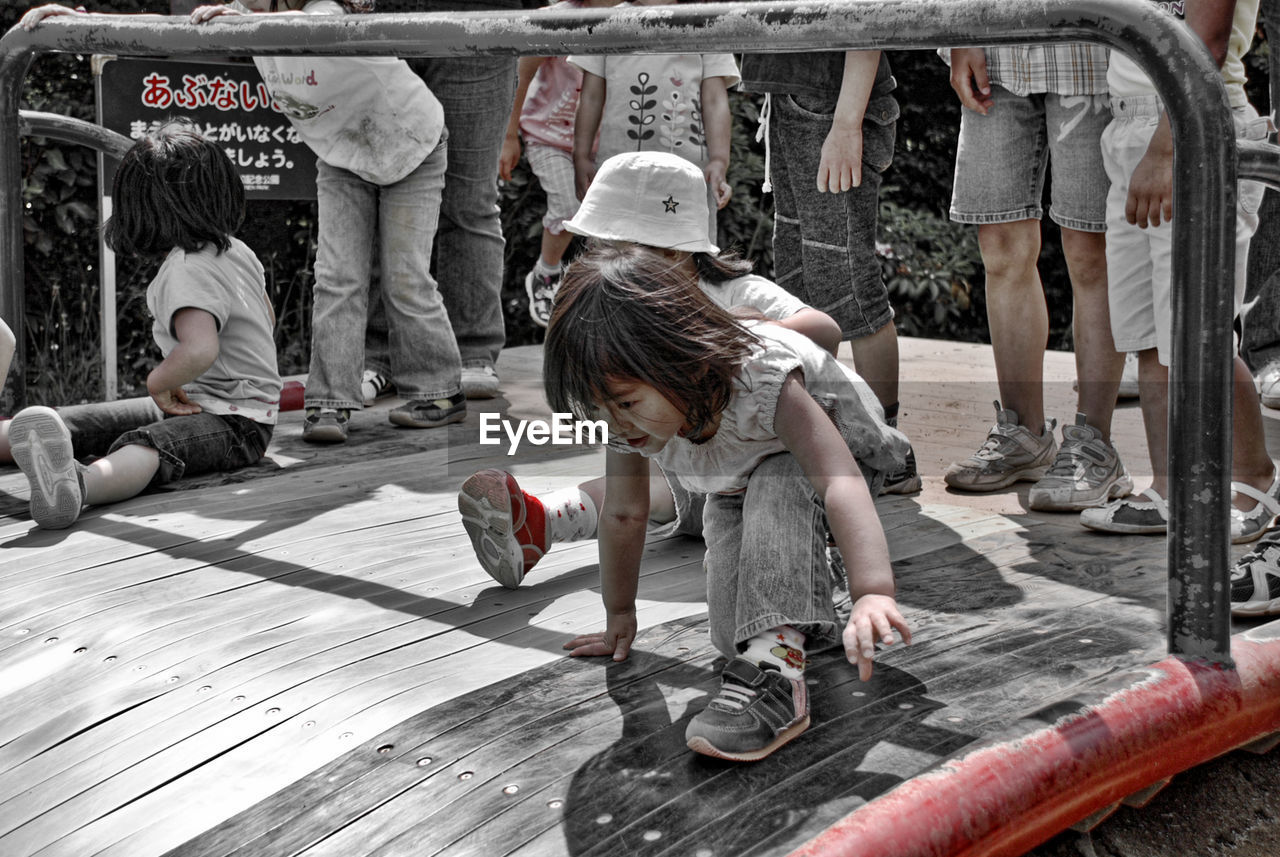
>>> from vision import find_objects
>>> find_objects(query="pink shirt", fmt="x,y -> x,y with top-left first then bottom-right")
518,0 -> 587,153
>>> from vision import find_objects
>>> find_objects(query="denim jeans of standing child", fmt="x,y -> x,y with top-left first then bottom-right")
702,452 -> 844,659
55,396 -> 273,487
308,140 -> 462,409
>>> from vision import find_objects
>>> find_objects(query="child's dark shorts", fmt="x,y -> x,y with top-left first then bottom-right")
58,396 -> 273,487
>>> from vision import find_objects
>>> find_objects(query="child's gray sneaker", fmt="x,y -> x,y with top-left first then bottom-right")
1231,535 -> 1280,616
9,406 -> 86,529
389,392 -> 466,428
685,657 -> 809,762
943,401 -> 1057,492
880,444 -> 922,495
1028,414 -> 1133,511
302,407 -> 349,444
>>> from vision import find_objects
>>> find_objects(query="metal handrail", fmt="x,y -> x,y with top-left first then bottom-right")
0,0 -> 1250,661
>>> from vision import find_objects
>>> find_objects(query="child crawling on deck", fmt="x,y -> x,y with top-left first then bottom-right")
540,241 -> 912,762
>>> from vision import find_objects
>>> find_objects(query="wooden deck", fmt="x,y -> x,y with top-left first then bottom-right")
3,336 -> 1279,857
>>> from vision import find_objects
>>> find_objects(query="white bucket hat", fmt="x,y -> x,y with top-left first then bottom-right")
564,151 -> 718,254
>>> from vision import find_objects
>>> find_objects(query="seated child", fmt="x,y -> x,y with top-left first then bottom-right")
0,121 -> 281,529
458,151 -> 842,588
542,241 -> 912,762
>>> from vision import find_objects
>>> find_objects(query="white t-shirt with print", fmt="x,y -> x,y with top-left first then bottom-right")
568,50 -> 740,169
246,0 -> 445,185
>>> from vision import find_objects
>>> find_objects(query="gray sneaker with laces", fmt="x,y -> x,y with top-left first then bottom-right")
1028,414 -> 1133,511
685,657 -> 809,762
943,401 -> 1057,492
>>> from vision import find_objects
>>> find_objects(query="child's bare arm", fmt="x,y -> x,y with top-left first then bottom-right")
572,71 -> 606,200
563,448 -> 649,661
700,75 -> 733,209
817,50 -> 880,193
146,308 -> 220,416
779,309 -> 842,356
499,56 -> 548,182
773,371 -> 910,679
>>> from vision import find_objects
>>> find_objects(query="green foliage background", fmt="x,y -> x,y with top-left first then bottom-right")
4,1 -> 1270,406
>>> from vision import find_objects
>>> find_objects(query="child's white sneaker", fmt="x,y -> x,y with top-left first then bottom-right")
9,406 -> 86,529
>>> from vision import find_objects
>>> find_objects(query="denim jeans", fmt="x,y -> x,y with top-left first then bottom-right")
407,56 -> 516,370
56,396 -> 272,486
702,453 -> 841,659
768,89 -> 898,340
308,141 -> 462,408
1242,187 -> 1280,374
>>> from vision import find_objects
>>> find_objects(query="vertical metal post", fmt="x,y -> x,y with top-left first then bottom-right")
0,48 -> 31,415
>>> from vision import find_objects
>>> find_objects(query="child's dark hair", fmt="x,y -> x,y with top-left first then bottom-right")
545,243 -> 758,440
104,119 -> 244,257
692,248 -> 753,284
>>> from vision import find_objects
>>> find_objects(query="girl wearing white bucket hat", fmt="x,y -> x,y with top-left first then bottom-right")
459,150 -> 846,590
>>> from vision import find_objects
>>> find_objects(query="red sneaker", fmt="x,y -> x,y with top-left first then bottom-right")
457,469 -> 549,588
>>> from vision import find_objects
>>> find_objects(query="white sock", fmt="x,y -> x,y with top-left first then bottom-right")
541,486 -> 598,543
533,257 -> 562,278
741,625 -> 807,680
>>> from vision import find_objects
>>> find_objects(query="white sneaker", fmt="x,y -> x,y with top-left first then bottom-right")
9,406 -> 86,529
461,365 -> 500,400
1257,362 -> 1280,410
360,369 -> 394,407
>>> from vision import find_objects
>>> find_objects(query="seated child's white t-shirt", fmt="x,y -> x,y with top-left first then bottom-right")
148,237 -> 282,424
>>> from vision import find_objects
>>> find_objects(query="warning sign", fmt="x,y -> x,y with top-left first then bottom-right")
96,56 -> 317,199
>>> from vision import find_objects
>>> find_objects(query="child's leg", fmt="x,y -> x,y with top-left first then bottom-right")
523,142 -> 580,327
458,461 -> 678,588
306,160 -> 378,442
83,444 -> 160,504
380,144 -> 467,431
7,398 -> 172,528
686,453 -> 832,761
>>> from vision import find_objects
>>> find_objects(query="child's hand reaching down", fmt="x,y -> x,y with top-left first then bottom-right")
844,593 -> 911,681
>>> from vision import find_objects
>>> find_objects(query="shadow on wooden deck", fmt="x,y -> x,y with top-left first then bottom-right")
1,338 -> 1278,857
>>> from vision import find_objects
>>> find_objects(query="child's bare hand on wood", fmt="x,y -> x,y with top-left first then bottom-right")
563,609 -> 636,662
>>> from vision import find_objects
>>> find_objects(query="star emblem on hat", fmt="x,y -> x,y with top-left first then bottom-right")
662,195 -> 679,213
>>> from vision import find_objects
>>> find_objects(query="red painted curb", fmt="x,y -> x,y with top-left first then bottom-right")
790,622 -> 1280,857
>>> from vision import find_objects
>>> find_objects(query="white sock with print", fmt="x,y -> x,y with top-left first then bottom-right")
741,624 -> 807,680
541,486 -> 598,543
